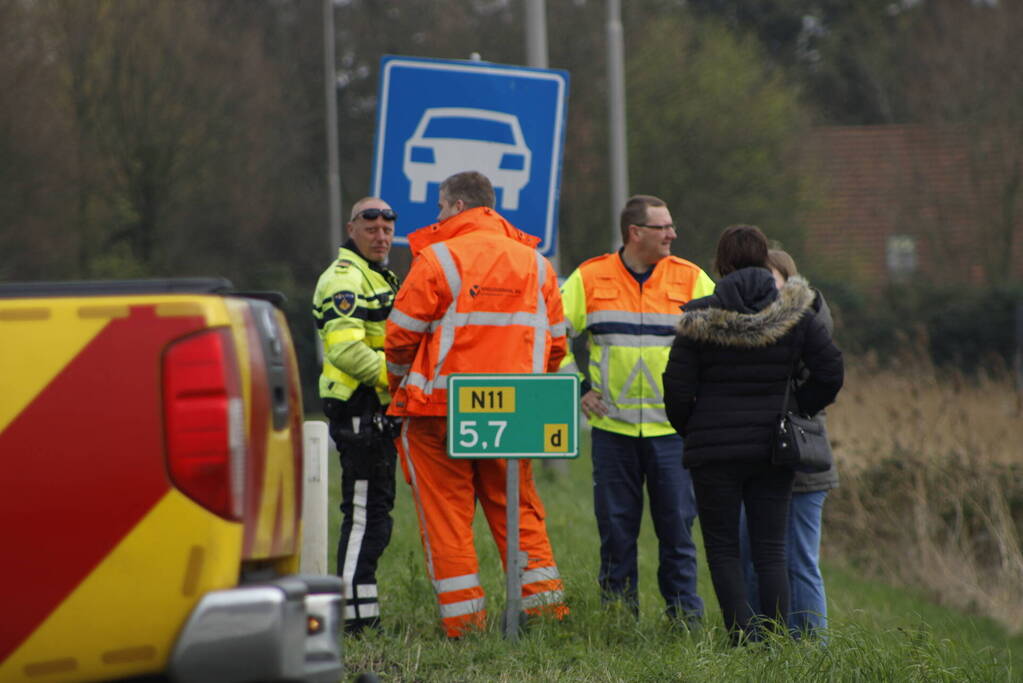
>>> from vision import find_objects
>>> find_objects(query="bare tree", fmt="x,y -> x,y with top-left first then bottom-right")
0,0 -> 318,283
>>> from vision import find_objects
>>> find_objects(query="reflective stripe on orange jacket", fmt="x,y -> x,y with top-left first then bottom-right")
559,252 -> 715,436
385,207 -> 567,416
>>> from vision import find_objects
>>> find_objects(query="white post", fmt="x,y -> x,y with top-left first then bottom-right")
301,420 -> 330,575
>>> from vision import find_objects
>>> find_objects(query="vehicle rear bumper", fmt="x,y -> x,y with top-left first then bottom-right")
167,574 -> 343,683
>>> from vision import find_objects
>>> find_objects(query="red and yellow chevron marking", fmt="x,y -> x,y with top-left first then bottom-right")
0,489 -> 241,682
0,294 -> 303,679
0,301 -> 208,665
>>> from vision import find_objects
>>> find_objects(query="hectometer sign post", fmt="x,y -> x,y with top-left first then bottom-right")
446,373 -> 578,639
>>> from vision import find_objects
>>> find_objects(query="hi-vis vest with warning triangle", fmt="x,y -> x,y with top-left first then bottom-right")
559,252 -> 715,437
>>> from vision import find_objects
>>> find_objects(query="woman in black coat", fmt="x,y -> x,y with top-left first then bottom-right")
662,225 -> 843,644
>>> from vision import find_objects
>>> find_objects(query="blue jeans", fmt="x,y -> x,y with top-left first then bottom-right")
740,490 -> 829,637
591,428 -> 703,618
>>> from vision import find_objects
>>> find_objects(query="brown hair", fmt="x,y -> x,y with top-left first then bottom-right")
439,171 -> 495,209
619,194 -> 667,245
714,224 -> 768,277
766,249 -> 798,281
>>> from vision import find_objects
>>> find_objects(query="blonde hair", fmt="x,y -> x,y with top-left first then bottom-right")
349,196 -> 382,220
766,249 -> 798,281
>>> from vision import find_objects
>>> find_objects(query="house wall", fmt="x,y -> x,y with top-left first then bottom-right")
801,125 -> 1023,292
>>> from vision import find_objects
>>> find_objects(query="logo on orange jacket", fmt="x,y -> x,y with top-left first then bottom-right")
468,284 -> 522,299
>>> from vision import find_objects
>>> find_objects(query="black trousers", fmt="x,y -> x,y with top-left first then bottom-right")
327,412 -> 397,634
690,460 -> 794,643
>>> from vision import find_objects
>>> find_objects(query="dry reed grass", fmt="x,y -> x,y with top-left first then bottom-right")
824,349 -> 1023,633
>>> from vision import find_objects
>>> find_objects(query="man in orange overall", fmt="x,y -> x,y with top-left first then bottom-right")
385,171 -> 569,638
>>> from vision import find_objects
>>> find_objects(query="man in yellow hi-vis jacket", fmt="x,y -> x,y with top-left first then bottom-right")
559,194 -> 715,626
312,196 -> 401,634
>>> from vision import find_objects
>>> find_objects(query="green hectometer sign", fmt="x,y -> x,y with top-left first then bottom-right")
447,374 -> 579,459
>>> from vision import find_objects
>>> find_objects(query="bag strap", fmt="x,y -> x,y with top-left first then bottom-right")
780,367 -> 794,416
780,322 -> 805,415
781,313 -> 814,415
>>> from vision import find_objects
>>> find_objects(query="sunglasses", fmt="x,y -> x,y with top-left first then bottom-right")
358,208 -> 398,221
634,223 -> 675,231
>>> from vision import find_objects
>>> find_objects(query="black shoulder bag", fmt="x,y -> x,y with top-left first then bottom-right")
770,370 -> 833,473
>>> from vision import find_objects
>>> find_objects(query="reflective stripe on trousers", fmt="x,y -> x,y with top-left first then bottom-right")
397,416 -> 568,637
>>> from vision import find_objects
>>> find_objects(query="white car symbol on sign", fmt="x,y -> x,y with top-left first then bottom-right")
403,107 -> 532,211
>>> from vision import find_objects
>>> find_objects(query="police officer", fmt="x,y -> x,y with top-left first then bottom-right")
312,196 -> 401,634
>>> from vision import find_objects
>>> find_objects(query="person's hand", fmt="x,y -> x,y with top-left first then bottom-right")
581,389 -> 609,420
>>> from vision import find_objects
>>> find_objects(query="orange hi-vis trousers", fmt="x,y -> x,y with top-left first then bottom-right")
397,416 -> 569,637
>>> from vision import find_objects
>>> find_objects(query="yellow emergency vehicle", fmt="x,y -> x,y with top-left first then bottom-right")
0,278 -> 342,683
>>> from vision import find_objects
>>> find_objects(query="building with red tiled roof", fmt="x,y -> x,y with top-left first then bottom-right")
801,125 -> 1023,292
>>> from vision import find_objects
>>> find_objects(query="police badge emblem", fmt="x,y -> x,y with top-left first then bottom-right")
332,291 -> 357,316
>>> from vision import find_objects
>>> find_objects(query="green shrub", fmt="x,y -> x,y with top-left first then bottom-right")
813,277 -> 1023,372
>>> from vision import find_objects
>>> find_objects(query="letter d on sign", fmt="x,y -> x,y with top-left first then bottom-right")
544,424 -> 568,452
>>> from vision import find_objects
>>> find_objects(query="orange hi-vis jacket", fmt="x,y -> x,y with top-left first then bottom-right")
386,207 -> 567,415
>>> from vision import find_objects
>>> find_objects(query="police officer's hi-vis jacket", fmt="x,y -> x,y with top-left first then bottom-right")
313,242 -> 400,404
559,252 -> 715,436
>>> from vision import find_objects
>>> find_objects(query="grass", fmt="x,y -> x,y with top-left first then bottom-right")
318,417 -> 1023,681
825,353 -> 1023,632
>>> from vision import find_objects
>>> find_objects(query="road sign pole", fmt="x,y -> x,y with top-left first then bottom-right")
503,458 -> 522,640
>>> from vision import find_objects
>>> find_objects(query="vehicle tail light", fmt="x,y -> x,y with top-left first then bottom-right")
410,146 -> 435,163
499,153 -> 525,170
163,328 -> 245,520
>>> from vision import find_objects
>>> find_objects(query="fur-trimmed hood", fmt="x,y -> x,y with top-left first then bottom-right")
676,272 -> 815,348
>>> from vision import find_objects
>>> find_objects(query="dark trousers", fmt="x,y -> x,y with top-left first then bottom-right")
328,416 -> 396,634
591,428 -> 703,618
690,460 -> 794,643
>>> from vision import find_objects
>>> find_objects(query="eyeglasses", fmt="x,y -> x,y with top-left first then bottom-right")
634,223 -> 675,231
358,208 -> 398,221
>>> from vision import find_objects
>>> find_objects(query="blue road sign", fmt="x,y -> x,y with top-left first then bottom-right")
372,55 -> 569,255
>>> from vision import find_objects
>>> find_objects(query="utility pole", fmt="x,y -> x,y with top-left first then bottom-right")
499,0 -> 557,638
525,0 -> 548,69
525,1 -> 568,484
525,0 -> 559,275
607,0 -> 629,251
324,0 -> 342,253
